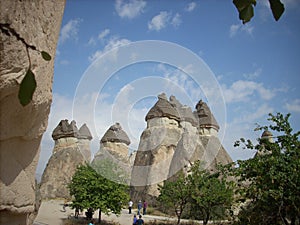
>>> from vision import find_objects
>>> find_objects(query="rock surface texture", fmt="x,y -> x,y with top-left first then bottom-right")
39,120 -> 92,200
0,1 -> 65,224
131,94 -> 232,204
92,123 -> 131,184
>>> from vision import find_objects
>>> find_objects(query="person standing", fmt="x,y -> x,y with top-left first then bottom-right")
137,200 -> 142,215
128,199 -> 133,214
137,215 -> 144,225
143,200 -> 148,215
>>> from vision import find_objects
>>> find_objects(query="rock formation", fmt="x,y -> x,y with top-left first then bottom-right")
131,94 -> 184,202
0,1 -> 65,224
39,120 -> 92,199
131,94 -> 232,204
92,123 -> 131,184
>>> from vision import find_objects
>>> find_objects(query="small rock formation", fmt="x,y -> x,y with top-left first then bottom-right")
39,120 -> 92,199
92,123 -> 131,184
0,1 -> 65,224
131,94 -> 232,204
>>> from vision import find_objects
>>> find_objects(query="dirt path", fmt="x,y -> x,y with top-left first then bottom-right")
34,200 -> 195,225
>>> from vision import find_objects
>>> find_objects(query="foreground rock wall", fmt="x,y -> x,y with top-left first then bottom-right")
0,1 -> 65,224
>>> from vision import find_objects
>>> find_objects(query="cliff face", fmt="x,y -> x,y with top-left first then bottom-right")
0,1 -> 65,224
39,120 -> 92,200
130,94 -> 232,204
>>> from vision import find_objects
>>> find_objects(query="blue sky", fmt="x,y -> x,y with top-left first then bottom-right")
37,0 -> 300,176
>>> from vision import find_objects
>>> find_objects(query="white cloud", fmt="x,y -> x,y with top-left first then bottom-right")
59,19 -> 81,44
156,64 -> 202,103
115,0 -> 146,19
88,37 -> 96,46
243,68 -> 262,80
222,80 -> 275,103
148,11 -> 171,31
98,28 -> 110,40
229,24 -> 240,37
171,13 -> 182,28
89,37 -> 131,62
185,2 -> 197,12
285,99 -> 300,113
229,23 -> 254,38
222,103 -> 274,161
148,11 -> 182,31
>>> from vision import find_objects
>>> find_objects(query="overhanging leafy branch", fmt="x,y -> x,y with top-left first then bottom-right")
0,23 -> 51,106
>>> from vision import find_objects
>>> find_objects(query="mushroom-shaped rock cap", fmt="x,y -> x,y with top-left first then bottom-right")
145,93 -> 180,121
101,122 -> 130,145
169,95 -> 198,126
52,119 -> 79,140
194,100 -> 219,131
78,124 -> 93,140
261,130 -> 273,138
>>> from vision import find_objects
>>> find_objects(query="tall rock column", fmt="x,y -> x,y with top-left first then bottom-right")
131,93 -> 182,203
194,100 -> 232,171
39,120 -> 92,200
0,1 -> 65,224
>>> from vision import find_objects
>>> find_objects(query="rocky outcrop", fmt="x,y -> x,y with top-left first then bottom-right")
92,123 -> 131,184
0,1 -> 65,224
131,94 -> 232,204
131,94 -> 184,202
39,120 -> 92,199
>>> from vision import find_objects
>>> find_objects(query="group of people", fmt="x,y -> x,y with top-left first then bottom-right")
132,214 -> 144,225
128,199 -> 147,225
128,200 -> 148,215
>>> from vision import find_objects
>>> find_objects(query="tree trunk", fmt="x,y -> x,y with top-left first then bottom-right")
98,208 -> 101,223
177,215 -> 181,225
203,211 -> 210,225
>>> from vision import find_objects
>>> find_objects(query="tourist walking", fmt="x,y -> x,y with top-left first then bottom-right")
143,200 -> 148,215
137,200 -> 142,215
137,215 -> 144,225
128,199 -> 133,214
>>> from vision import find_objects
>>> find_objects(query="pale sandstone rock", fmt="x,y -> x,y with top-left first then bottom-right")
131,95 -> 183,203
39,120 -> 92,199
130,94 -> 232,205
39,147 -> 86,200
92,123 -> 131,184
0,1 -> 65,224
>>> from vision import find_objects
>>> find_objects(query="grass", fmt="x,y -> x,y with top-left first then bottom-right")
62,217 -> 120,225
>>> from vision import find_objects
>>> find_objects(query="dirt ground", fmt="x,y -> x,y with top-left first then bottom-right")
33,200 -> 188,225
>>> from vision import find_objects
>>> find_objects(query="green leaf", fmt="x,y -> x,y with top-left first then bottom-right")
269,0 -> 285,21
233,0 -> 256,11
240,4 -> 254,24
18,69 -> 37,106
41,51 -> 51,61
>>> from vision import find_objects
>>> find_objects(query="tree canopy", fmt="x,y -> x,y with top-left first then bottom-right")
68,164 -> 129,222
228,113 -> 300,225
158,162 -> 234,225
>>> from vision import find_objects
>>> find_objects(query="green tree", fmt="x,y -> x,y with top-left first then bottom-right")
231,113 -> 300,225
188,161 -> 234,225
158,171 -> 191,225
91,158 -> 130,185
68,164 -> 129,223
